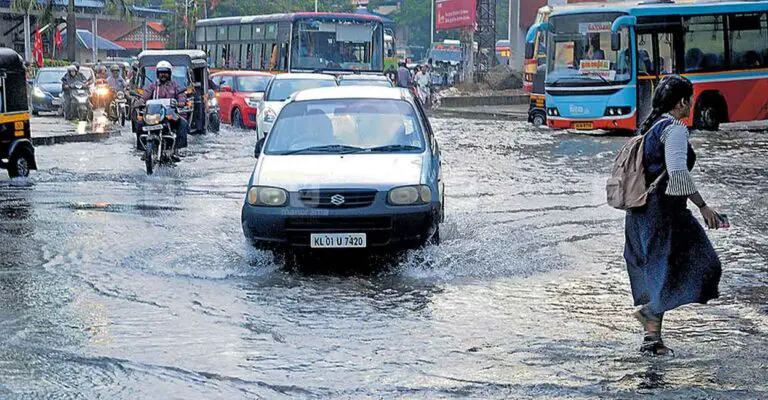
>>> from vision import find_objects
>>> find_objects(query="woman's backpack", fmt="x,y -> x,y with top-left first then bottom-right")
606,128 -> 668,210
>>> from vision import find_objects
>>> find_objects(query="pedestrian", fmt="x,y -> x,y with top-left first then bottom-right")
624,74 -> 723,356
395,60 -> 412,88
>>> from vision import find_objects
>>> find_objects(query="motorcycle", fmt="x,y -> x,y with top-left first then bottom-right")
67,82 -> 93,121
137,98 -> 185,175
109,90 -> 129,126
91,79 -> 112,110
206,89 -> 221,133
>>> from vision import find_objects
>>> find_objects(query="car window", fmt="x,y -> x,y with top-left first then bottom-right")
211,75 -> 223,88
220,75 -> 234,89
236,75 -> 270,92
265,78 -> 337,101
265,99 -> 426,154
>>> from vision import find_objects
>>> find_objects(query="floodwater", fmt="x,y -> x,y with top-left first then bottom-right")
0,118 -> 766,399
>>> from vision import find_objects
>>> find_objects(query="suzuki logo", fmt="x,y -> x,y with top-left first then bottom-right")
330,194 -> 345,205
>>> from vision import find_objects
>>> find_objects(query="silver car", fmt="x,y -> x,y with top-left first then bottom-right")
242,86 -> 444,251
256,73 -> 338,138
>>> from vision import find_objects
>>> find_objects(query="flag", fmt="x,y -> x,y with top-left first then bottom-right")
33,28 -> 44,67
54,28 -> 62,49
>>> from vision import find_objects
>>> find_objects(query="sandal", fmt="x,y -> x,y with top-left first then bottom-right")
640,335 -> 673,356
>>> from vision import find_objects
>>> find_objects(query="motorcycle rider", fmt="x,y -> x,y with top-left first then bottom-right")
138,60 -> 188,160
106,65 -> 126,120
61,65 -> 86,120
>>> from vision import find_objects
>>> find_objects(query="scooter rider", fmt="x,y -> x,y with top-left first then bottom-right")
61,65 -> 85,120
139,60 -> 189,159
107,65 -> 126,120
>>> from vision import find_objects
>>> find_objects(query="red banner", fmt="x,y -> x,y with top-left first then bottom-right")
435,0 -> 477,31
33,29 -> 43,67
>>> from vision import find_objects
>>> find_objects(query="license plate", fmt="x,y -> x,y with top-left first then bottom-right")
574,122 -> 594,130
142,124 -> 162,131
51,98 -> 61,105
310,233 -> 367,248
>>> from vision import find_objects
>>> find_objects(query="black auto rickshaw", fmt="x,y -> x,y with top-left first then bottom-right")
131,50 -> 219,138
0,48 -> 36,178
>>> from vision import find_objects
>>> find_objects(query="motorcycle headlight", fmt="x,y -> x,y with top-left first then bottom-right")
246,186 -> 288,207
117,91 -> 125,99
387,185 -> 432,206
264,108 -> 277,123
33,87 -> 46,98
246,97 -> 260,108
96,86 -> 110,96
208,97 -> 218,107
144,113 -> 162,125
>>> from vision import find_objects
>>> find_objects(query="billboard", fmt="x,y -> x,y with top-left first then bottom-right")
435,0 -> 477,31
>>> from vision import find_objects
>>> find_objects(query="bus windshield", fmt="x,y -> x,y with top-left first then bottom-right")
292,19 -> 383,72
547,13 -> 631,85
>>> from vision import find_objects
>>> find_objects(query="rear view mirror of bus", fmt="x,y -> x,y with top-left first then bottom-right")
611,33 -> 621,52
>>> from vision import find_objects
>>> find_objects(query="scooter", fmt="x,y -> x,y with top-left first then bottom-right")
67,82 -> 93,121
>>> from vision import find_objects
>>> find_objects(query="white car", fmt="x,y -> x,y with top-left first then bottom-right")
243,86 -> 444,251
256,73 -> 338,138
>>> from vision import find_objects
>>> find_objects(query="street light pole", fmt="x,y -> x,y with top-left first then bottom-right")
430,0 -> 434,44
315,0 -> 318,12
507,0 -> 512,66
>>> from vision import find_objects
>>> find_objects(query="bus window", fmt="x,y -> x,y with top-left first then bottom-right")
206,27 -> 216,42
729,13 -> 768,69
658,33 -> 675,74
196,27 -> 205,44
231,43 -> 242,68
637,34 -> 653,75
242,44 -> 252,69
684,15 -> 725,72
228,25 -> 240,41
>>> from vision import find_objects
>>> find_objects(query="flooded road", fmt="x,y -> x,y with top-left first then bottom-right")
1,118 -> 766,398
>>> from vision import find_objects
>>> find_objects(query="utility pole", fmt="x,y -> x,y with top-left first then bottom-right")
91,17 -> 97,63
507,0 -> 512,67
315,0 -> 318,12
185,0 -> 189,49
509,0 -> 523,71
430,0 -> 434,44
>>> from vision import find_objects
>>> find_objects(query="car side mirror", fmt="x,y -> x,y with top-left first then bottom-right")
170,98 -> 178,108
254,137 -> 265,158
524,42 -> 535,59
221,85 -> 232,92
611,32 -> 621,51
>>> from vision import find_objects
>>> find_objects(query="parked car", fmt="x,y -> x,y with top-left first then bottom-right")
337,74 -> 393,87
242,86 -> 444,251
30,67 -> 67,115
256,73 -> 338,138
211,71 -> 272,129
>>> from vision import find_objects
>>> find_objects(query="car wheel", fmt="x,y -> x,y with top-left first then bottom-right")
232,108 -> 244,129
429,225 -> 441,246
8,151 -> 32,178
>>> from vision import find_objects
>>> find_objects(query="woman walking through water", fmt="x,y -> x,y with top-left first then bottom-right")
624,75 -> 723,355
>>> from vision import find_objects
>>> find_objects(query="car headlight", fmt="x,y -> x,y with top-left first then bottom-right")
247,186 -> 288,206
144,113 -> 162,125
33,87 -> 46,98
387,185 -> 432,205
264,108 -> 276,123
246,97 -> 260,108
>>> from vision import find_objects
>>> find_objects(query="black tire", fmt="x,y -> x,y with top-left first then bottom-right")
7,151 -> 31,178
78,108 -> 87,121
532,112 -> 546,127
694,100 -> 721,131
208,114 -> 220,133
232,108 -> 244,129
32,110 -> 39,116
145,141 -> 154,175
121,114 -> 126,127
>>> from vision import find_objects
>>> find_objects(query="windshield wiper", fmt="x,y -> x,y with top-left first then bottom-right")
366,144 -> 423,152
585,73 -> 611,85
279,144 -> 365,155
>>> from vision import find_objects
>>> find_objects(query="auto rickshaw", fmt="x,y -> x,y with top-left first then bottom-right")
131,50 -> 220,139
0,48 -> 37,178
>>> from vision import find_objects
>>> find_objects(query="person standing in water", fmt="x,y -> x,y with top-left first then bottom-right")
624,75 -> 723,356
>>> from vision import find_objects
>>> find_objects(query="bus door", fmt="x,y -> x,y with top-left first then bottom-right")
635,30 -> 680,127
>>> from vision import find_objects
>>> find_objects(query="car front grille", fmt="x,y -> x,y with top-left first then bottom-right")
298,189 -> 377,209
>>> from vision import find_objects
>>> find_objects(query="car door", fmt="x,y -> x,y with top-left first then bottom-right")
217,75 -> 235,123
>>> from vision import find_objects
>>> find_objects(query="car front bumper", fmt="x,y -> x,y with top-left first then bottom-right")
242,200 -> 440,250
31,94 -> 62,112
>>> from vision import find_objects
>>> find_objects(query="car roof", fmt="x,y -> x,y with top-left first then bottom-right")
39,67 -> 67,71
211,70 -> 273,77
291,86 -> 409,102
338,74 -> 389,80
272,73 -> 337,80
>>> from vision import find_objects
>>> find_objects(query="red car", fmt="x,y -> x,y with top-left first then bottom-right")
211,71 -> 273,129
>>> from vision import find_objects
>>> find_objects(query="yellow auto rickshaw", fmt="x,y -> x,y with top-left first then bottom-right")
0,48 -> 36,178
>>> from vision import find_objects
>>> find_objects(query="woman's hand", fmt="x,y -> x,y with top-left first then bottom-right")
700,205 -> 720,229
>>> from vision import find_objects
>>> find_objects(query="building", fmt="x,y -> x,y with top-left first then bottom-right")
76,19 -> 166,57
61,29 -> 125,62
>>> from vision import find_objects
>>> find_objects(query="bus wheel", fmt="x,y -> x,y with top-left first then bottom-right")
531,112 -> 546,127
694,94 -> 725,131
8,151 -> 32,178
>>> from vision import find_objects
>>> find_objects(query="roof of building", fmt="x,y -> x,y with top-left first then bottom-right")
62,30 -> 125,51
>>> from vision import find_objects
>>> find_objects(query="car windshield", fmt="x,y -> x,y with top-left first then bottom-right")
264,99 -> 426,155
236,75 -> 270,92
265,79 -> 337,101
339,79 -> 392,87
143,66 -> 189,89
546,13 -> 631,85
37,70 -> 64,84
429,49 -> 463,63
292,19 -> 383,71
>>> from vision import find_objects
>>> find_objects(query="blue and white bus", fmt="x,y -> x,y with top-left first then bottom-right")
528,0 -> 768,132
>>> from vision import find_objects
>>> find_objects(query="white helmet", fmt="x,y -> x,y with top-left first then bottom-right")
156,60 -> 172,82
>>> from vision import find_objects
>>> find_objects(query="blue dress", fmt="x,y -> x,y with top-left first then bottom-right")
623,117 -> 722,315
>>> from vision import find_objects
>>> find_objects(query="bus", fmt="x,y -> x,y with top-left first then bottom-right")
530,0 -> 766,132
195,12 -> 384,74
384,29 -> 397,70
428,40 -> 465,65
524,6 -> 552,93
